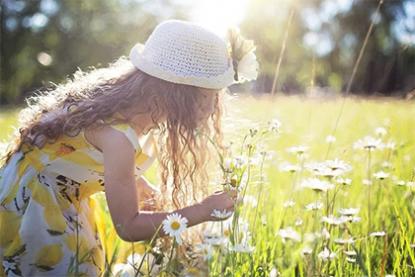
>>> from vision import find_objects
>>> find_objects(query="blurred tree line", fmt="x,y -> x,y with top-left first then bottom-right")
242,0 -> 415,96
0,0 -> 189,105
1,0 -> 415,106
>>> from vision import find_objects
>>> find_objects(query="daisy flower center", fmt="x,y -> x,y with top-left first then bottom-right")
171,221 -> 181,230
224,229 -> 230,237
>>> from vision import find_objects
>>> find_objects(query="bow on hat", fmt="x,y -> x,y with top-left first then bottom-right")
226,27 -> 259,84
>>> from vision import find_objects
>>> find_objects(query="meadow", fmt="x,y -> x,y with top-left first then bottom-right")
1,95 -> 414,276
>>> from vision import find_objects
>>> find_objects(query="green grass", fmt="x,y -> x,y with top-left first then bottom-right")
217,95 -> 415,276
0,106 -> 21,141
1,95 -> 414,276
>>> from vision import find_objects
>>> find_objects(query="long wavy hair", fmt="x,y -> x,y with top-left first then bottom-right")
0,56 -> 225,210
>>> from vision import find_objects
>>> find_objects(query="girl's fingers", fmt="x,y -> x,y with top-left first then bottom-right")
227,190 -> 238,201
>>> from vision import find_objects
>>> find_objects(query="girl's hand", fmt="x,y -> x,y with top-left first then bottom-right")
138,197 -> 158,211
140,181 -> 161,199
199,189 -> 238,222
137,177 -> 160,211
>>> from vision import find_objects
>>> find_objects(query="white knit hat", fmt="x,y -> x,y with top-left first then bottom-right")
129,19 -> 258,90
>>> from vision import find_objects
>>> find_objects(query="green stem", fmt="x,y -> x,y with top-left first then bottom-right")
252,154 -> 266,227
166,239 -> 176,272
135,223 -> 163,277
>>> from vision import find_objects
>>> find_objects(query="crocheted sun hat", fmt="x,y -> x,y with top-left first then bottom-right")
129,19 -> 258,90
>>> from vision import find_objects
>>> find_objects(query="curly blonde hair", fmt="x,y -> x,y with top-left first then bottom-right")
0,56 -> 225,210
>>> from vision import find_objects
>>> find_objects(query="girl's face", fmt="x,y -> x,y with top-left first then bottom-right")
195,88 -> 218,123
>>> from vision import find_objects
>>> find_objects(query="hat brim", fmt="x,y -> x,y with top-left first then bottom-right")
129,42 -> 235,90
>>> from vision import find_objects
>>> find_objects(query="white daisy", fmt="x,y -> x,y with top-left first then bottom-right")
211,209 -> 233,219
339,208 -> 360,216
230,243 -> 255,253
362,179 -> 373,186
233,155 -> 248,169
334,237 -> 355,245
304,232 -> 319,242
353,136 -> 382,150
269,119 -> 282,133
112,263 -> 135,277
348,216 -> 362,223
269,267 -> 279,277
344,250 -> 357,256
325,135 -> 336,143
204,234 -> 228,246
223,158 -> 233,171
394,179 -> 406,186
324,159 -> 352,173
373,171 -> 390,180
381,161 -> 393,169
301,246 -> 313,256
162,213 -> 188,244
321,228 -> 331,240
277,227 -> 301,242
370,231 -> 386,237
248,154 -> 262,166
286,145 -> 308,155
283,199 -> 296,208
300,178 -> 334,192
375,127 -> 387,137
269,121 -> 281,133
383,140 -> 396,150
195,243 -> 214,260
295,218 -> 303,226
346,257 -> 356,263
279,162 -> 301,173
318,247 -> 336,261
335,177 -> 352,186
321,215 -> 349,226
243,195 -> 258,207
306,159 -> 352,177
126,253 -> 143,267
261,215 -> 267,226
305,201 -> 324,211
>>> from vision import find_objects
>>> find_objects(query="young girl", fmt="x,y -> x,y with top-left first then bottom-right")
0,19 -> 258,276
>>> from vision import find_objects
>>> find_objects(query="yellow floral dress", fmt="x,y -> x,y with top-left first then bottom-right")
0,114 -> 156,276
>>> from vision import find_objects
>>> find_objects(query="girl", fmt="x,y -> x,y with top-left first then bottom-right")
0,19 -> 258,276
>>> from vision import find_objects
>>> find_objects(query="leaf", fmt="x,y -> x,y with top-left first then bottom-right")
34,244 -> 63,268
12,244 -> 26,257
36,264 -> 54,271
47,229 -> 65,236
11,267 -> 22,276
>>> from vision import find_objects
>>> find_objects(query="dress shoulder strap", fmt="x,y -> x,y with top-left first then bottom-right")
108,122 -> 141,152
102,112 -> 155,156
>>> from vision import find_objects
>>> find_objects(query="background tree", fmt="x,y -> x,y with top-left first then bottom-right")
0,0 -> 189,105
240,0 -> 415,95
1,0 -> 414,106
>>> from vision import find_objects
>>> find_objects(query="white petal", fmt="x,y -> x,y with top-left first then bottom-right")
237,51 -> 258,82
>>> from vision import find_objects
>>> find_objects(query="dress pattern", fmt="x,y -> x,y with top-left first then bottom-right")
0,115 -> 156,276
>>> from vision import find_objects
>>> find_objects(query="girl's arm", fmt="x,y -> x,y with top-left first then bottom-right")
98,125 -> 210,241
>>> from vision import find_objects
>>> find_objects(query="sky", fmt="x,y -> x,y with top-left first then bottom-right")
185,0 -> 250,38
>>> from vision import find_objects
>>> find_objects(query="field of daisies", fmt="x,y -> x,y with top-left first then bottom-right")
1,95 -> 414,277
